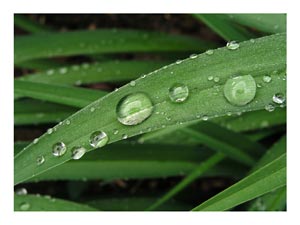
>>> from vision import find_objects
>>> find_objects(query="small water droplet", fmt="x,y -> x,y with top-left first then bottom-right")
189,54 -> 198,59
52,142 -> 67,157
208,75 -> 214,81
263,75 -> 272,83
71,65 -> 80,71
257,83 -> 262,88
166,116 -> 171,121
46,69 -> 54,76
33,138 -> 39,144
59,67 -> 68,74
116,92 -> 154,126
265,103 -> 275,112
90,107 -> 95,112
130,81 -> 136,87
71,147 -> 86,160
15,188 -> 27,195
65,120 -> 70,125
202,115 -> 208,121
122,134 -> 128,139
19,202 -> 30,211
47,128 -> 53,134
272,93 -> 285,104
205,49 -> 214,55
36,155 -> 45,165
175,60 -> 182,65
113,129 -> 119,135
168,83 -> 189,103
75,80 -> 82,85
141,74 -> 146,79
224,75 -> 256,106
89,131 -> 109,148
226,41 -> 239,50
250,39 -> 255,43
261,121 -> 269,128
213,77 -> 220,83
82,63 -> 90,69
226,112 -> 232,116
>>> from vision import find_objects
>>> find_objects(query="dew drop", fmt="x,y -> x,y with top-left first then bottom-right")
189,54 -> 198,59
82,63 -> 90,69
122,134 -> 128,139
113,129 -> 119,135
263,75 -> 272,83
116,92 -> 154,126
52,142 -> 67,157
265,103 -> 275,112
226,41 -> 240,50
272,93 -> 285,104
205,49 -> 214,55
59,67 -> 68,74
47,128 -> 53,134
15,188 -> 27,195
168,83 -> 189,103
89,131 -> 109,148
250,39 -> 255,43
19,202 -> 30,211
33,138 -> 39,144
36,155 -> 45,165
208,75 -> 214,81
65,120 -> 71,125
71,147 -> 86,160
213,77 -> 220,83
46,69 -> 54,76
130,81 -> 136,87
223,75 -> 256,106
176,60 -> 182,65
202,115 -> 209,121
90,107 -> 95,112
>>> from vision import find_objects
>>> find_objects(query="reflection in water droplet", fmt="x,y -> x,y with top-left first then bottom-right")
223,75 -> 256,106
89,131 -> 109,148
272,93 -> 285,104
168,83 -> 189,103
116,92 -> 153,126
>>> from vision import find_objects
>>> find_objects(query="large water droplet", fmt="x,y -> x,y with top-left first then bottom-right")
272,93 -> 285,104
15,188 -> 27,195
116,92 -> 153,126
226,41 -> 240,50
71,147 -> 86,160
52,142 -> 67,157
19,202 -> 30,211
89,131 -> 109,148
36,155 -> 45,165
168,83 -> 189,103
223,75 -> 256,106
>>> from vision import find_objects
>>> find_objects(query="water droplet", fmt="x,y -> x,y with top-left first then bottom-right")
265,103 -> 275,112
33,138 -> 39,144
205,49 -> 214,55
71,65 -> 80,71
46,69 -> 54,75
116,92 -> 154,126
19,202 -> 30,211
89,131 -> 109,148
168,83 -> 189,103
47,128 -> 53,134
122,134 -> 128,139
223,75 -> 256,106
189,54 -> 198,59
166,116 -> 171,121
90,107 -> 95,112
250,39 -> 255,43
226,112 -> 232,116
226,41 -> 240,50
175,60 -> 182,65
113,129 -> 119,135
59,67 -> 68,74
202,115 -> 208,121
71,147 -> 86,160
272,93 -> 285,104
65,120 -> 71,125
15,188 -> 27,195
257,83 -> 262,88
82,63 -> 90,69
208,75 -> 214,81
52,142 -> 67,157
141,74 -> 146,79
261,121 -> 269,128
130,81 -> 136,87
36,155 -> 45,165
75,80 -> 82,85
213,77 -> 220,83
263,75 -> 272,83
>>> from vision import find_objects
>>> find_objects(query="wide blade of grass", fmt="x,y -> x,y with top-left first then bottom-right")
14,29 -> 217,63
227,14 -> 286,34
146,152 -> 225,211
14,80 -> 107,108
15,194 -> 96,211
14,14 -> 52,34
193,14 -> 255,41
14,99 -> 76,125
192,153 -> 286,211
17,60 -> 170,85
14,33 -> 286,185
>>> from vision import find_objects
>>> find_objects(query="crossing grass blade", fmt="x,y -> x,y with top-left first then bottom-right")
193,14 -> 255,41
227,14 -> 286,34
14,29 -> 217,63
14,14 -> 53,34
17,60 -> 170,85
14,33 -> 286,185
192,153 -> 286,211
15,194 -> 97,211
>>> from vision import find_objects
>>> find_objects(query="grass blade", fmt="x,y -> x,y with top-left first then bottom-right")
192,153 -> 286,211
15,194 -> 96,211
146,152 -> 225,211
193,14 -> 255,41
15,58 -> 67,71
14,29 -> 217,63
14,14 -> 52,34
14,33 -> 286,185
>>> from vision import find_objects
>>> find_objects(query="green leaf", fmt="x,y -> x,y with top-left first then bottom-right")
227,14 -> 286,33
14,29 -> 217,63
15,194 -> 96,211
14,14 -> 52,34
14,80 -> 107,108
15,58 -> 68,71
146,152 -> 225,211
17,60 -> 170,85
193,14 -> 255,41
192,153 -> 286,211
14,33 -> 286,185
